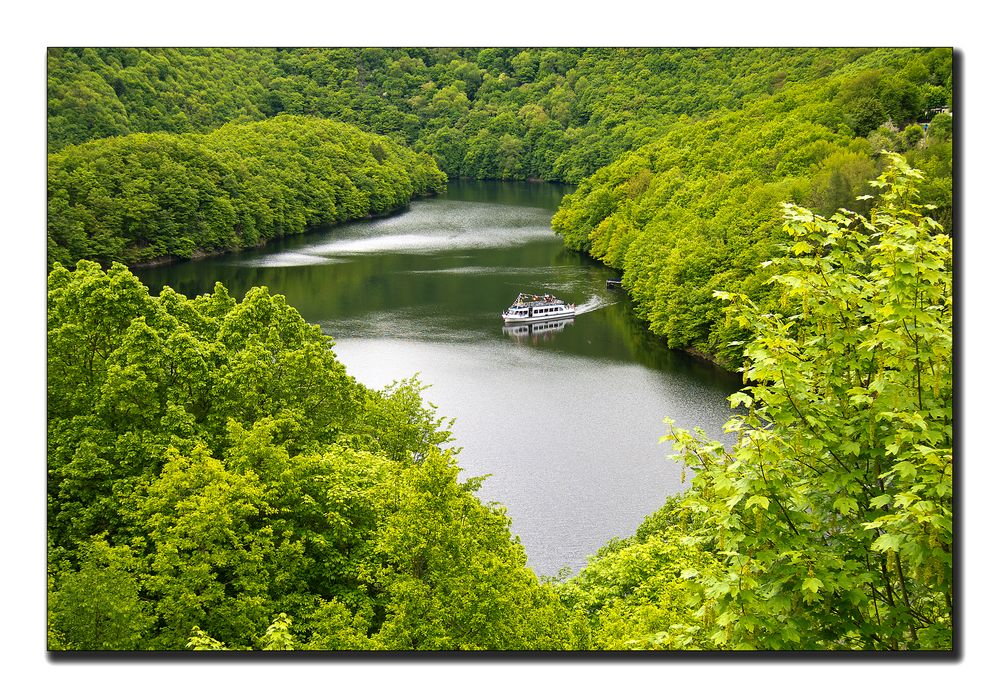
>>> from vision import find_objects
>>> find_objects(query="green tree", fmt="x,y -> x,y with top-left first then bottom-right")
48,262 -> 568,650
47,116 -> 447,267
49,538 -> 155,650
364,449 -> 567,650
901,123 -> 925,150
665,156 -> 952,649
556,496 -> 720,649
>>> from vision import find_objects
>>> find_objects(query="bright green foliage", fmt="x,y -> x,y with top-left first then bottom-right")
47,262 -> 565,650
47,116 -> 447,267
186,628 -> 228,651
48,537 -> 155,650
47,47 -> 273,152
361,449 -> 570,649
556,496 -> 722,649
662,157 -> 952,649
47,49 -> 954,652
343,377 -> 455,464
47,169 -> 952,650
259,614 -> 297,650
47,48 -> 951,367
184,614 -> 300,651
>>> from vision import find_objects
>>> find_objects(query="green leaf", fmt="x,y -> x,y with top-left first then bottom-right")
801,577 -> 823,594
834,497 -> 857,515
872,534 -> 902,553
870,494 -> 892,508
728,391 -> 753,408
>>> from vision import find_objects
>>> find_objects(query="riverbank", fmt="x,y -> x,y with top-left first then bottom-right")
127,197 -> 434,270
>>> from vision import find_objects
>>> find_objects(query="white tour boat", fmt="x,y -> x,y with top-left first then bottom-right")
502,292 -> 576,323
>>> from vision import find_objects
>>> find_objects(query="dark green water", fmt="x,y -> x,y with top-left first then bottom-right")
137,179 -> 741,576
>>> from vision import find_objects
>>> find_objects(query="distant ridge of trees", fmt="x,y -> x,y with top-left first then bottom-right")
48,48 -> 951,182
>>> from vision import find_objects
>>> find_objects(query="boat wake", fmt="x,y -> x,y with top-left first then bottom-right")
574,294 -> 617,316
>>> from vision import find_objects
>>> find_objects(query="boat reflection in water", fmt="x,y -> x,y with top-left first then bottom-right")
501,317 -> 574,342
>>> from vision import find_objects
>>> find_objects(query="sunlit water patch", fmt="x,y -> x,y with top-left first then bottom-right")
331,337 -> 734,575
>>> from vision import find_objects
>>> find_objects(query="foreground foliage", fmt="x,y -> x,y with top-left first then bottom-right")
662,158 -> 952,649
46,44 -> 952,650
47,262 -> 566,650
538,159 -> 951,651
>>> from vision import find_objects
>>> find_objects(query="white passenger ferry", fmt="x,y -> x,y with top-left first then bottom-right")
502,293 -> 576,323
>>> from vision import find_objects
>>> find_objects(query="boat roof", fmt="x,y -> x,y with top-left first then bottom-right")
509,292 -> 570,307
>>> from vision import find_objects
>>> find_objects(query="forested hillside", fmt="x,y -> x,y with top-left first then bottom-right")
574,159 -> 952,650
47,261 -> 571,649
47,116 -> 446,267
48,48 -> 951,182
47,48 -> 952,360
552,50 -> 952,367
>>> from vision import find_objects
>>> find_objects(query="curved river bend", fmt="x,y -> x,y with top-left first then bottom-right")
137,180 -> 742,577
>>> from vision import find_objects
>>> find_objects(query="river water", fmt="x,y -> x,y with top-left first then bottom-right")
136,179 -> 742,577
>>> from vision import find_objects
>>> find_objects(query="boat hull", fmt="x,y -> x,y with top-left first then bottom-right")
502,309 -> 576,323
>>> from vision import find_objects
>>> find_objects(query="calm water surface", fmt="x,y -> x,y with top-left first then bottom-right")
137,180 -> 742,576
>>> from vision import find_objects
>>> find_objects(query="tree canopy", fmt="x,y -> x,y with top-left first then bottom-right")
553,158 -> 952,650
48,160 -> 951,650
552,56 -> 951,368
48,48 -> 951,183
47,115 -> 446,267
47,261 -> 568,650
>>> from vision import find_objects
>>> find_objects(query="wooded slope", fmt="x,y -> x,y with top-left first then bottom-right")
47,115 -> 447,267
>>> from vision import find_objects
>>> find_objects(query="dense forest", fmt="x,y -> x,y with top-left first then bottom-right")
47,261 -> 569,649
48,47 -> 951,182
552,58 -> 952,367
47,116 -> 446,267
46,47 -> 953,650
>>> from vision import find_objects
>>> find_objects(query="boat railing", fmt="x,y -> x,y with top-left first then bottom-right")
511,292 -> 565,307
